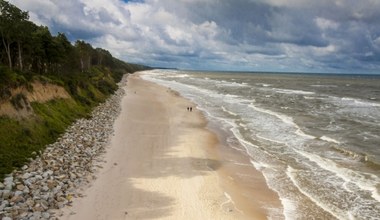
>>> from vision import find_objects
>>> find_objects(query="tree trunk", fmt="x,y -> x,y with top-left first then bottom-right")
80,57 -> 84,72
99,56 -> 103,65
1,35 -> 12,69
17,41 -> 23,71
87,56 -> 91,69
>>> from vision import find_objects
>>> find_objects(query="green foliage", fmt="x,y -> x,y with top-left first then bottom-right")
10,93 -> 27,110
0,0 -> 150,180
0,99 -> 88,179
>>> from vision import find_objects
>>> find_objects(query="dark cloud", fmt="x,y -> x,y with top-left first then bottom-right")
9,0 -> 380,73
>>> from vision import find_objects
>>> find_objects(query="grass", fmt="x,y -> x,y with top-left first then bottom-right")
0,66 -> 120,179
0,98 -> 88,179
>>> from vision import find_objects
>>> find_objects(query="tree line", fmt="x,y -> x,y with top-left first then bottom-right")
0,0 -> 150,180
0,0 -> 132,76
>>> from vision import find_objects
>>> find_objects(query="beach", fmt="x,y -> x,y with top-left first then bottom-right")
60,74 -> 281,219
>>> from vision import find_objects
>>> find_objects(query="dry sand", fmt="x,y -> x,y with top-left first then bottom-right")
61,74 -> 281,220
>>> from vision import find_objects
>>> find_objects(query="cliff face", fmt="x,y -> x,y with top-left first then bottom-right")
0,82 -> 71,118
0,68 -> 128,179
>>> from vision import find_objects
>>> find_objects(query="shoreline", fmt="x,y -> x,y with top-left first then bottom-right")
61,74 -> 245,219
60,74 -> 282,219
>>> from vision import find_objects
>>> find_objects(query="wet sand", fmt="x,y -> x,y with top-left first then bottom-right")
61,74 -> 281,219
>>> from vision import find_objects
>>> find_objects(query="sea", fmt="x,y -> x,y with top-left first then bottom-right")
140,69 -> 380,220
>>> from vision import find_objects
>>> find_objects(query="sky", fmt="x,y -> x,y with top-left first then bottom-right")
9,0 -> 380,73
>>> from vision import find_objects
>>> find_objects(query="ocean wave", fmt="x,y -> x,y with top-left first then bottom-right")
256,83 -> 272,87
319,136 -> 341,144
310,84 -> 338,88
332,146 -> 380,170
221,106 -> 238,116
295,150 -> 380,203
248,103 -> 316,140
329,96 -> 380,108
274,88 -> 315,95
142,69 -> 380,219
341,97 -> 380,107
286,166 -> 348,220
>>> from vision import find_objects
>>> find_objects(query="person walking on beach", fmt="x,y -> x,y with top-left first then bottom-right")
190,107 -> 192,112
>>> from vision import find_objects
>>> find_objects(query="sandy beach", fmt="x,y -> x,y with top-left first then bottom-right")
61,74 -> 281,220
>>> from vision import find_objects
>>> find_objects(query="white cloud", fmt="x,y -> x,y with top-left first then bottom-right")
8,0 -> 380,73
315,17 -> 339,30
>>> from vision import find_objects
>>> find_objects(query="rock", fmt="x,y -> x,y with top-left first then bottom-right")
32,211 -> 42,219
41,185 -> 49,192
42,212 -> 50,219
33,203 -> 44,212
14,190 -> 23,197
46,180 -> 56,189
25,198 -> 35,207
0,78 -> 127,218
43,170 -> 53,178
35,175 -> 43,180
22,173 -> 32,179
56,201 -> 65,209
40,200 -> 49,210
2,190 -> 11,199
56,175 -> 66,180
10,195 -> 24,203
16,184 -> 25,191
23,186 -> 30,194
3,177 -> 13,183
19,211 -> 28,218
2,217 -> 12,220
3,177 -> 13,191
69,172 -> 77,180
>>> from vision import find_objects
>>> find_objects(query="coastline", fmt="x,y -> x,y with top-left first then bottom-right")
61,74 -> 281,219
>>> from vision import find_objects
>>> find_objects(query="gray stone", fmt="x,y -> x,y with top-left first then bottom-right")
23,186 -> 30,194
2,190 -> 11,199
40,200 -> 49,210
2,217 -> 12,220
3,178 -> 12,191
16,184 -> 25,191
3,177 -> 13,183
42,170 -> 53,178
0,79 -> 127,218
22,173 -> 32,179
14,190 -> 23,197
42,212 -> 50,219
32,211 -> 42,219
41,185 -> 49,192
25,198 -> 35,207
1,200 -> 9,207
10,195 -> 23,203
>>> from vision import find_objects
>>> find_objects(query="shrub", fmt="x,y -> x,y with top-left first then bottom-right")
10,93 -> 28,110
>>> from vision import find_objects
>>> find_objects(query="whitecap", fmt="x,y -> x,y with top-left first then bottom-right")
320,136 -> 341,144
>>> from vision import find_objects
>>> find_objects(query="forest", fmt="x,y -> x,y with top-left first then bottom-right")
0,0 -> 149,179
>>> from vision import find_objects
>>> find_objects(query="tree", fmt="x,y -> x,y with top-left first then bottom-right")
0,0 -> 29,70
15,20 -> 35,71
75,40 -> 93,72
30,26 -> 53,73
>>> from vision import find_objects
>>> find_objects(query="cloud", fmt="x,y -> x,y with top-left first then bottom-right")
9,0 -> 380,73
